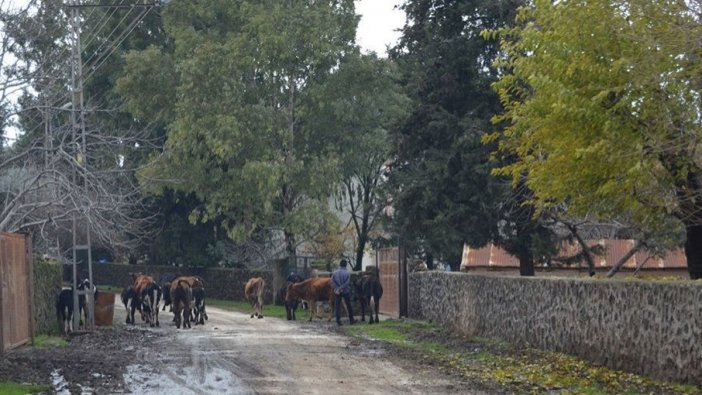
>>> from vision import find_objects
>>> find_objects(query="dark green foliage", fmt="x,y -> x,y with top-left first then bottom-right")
388,0 -> 524,269
138,189 -> 230,267
32,258 -> 63,335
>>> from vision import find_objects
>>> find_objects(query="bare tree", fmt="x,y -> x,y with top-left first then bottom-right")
0,1 -> 160,259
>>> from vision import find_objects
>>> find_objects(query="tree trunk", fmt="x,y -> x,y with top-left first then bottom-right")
685,225 -> 702,279
606,240 -> 642,278
354,234 -> 365,272
519,251 -> 535,276
566,223 -> 596,276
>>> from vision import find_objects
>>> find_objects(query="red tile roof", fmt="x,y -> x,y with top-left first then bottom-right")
461,240 -> 687,270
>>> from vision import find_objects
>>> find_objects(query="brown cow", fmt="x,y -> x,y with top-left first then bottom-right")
244,277 -> 265,319
285,278 -> 335,322
171,279 -> 193,329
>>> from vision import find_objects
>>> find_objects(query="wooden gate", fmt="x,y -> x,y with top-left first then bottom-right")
0,233 -> 34,352
378,247 -> 407,317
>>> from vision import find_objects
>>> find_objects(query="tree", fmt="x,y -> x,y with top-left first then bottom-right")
303,52 -> 410,271
118,0 -> 358,266
388,0 -> 538,272
487,0 -> 702,278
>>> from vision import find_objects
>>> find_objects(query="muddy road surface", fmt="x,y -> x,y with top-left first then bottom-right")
0,301 -> 477,394
122,307 -> 467,394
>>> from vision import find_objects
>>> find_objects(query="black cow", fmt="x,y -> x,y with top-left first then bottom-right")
353,274 -> 383,324
158,273 -> 176,312
192,287 -> 208,325
280,272 -> 304,320
55,279 -> 96,334
121,285 -> 141,325
277,285 -> 300,321
172,280 -> 192,329
56,287 -> 75,334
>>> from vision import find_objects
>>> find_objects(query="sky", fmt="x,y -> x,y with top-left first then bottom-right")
354,0 -> 405,56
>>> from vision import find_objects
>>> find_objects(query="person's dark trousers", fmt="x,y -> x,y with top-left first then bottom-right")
335,291 -> 355,325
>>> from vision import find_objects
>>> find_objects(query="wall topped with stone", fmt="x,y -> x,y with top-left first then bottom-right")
409,272 -> 702,386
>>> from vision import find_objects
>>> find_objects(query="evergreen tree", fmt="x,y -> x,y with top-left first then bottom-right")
389,0 -> 554,273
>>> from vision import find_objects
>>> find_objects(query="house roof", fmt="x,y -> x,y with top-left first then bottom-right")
461,240 -> 687,270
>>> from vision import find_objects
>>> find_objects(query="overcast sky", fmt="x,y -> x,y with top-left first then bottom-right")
355,0 -> 405,56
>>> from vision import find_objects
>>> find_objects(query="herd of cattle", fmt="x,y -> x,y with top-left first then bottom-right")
55,269 -> 383,334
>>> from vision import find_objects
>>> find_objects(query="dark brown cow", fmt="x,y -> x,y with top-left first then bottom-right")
171,279 -> 193,329
162,276 -> 204,312
285,278 -> 335,322
353,273 -> 383,324
244,277 -> 265,319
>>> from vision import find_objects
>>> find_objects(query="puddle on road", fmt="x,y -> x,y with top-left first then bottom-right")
51,369 -> 70,395
124,364 -> 254,395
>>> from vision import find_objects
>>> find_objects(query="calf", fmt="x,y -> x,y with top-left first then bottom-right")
285,278 -> 335,322
244,277 -> 265,319
78,279 -> 98,325
171,279 -> 193,329
277,285 -> 301,321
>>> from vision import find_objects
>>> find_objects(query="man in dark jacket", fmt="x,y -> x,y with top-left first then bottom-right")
331,259 -> 356,326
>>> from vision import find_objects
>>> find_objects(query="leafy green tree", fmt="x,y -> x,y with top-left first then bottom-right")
118,0 -> 358,266
487,0 -> 702,278
303,52 -> 410,271
388,0 -> 547,273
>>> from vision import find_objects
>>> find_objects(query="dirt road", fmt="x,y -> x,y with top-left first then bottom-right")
121,306 -> 469,395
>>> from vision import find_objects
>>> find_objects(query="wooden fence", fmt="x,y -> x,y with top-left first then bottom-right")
0,233 -> 34,352
378,247 -> 407,317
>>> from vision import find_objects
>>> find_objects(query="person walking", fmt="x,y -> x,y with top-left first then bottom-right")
331,259 -> 356,326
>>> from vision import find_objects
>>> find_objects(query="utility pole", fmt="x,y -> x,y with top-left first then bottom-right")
69,0 -> 94,331
67,0 -> 158,331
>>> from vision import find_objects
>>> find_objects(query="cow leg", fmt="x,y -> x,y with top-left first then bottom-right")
129,305 -> 136,325
200,301 -> 207,323
308,299 -> 315,321
182,309 -> 189,329
373,295 -> 380,323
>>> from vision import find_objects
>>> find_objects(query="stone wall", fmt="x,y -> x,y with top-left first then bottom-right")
409,272 -> 702,386
68,264 -> 275,303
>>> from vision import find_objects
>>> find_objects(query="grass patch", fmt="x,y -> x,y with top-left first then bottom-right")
0,381 -> 51,394
340,319 -> 702,395
33,335 -> 68,348
343,319 -> 449,357
97,285 -> 122,293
